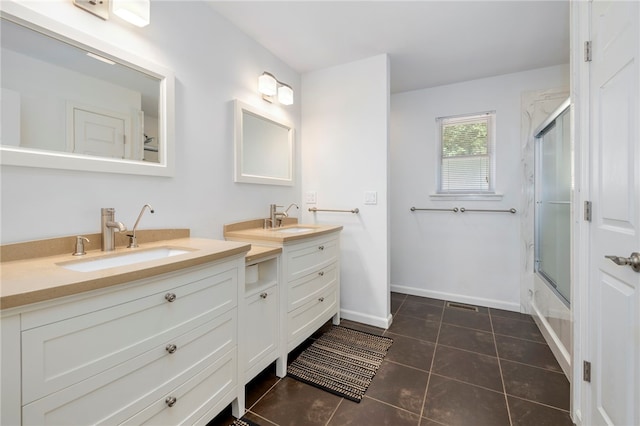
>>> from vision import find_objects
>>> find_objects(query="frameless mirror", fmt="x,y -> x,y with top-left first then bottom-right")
0,4 -> 174,176
234,100 -> 294,186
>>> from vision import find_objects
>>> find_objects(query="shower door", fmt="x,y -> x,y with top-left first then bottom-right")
534,101 -> 571,305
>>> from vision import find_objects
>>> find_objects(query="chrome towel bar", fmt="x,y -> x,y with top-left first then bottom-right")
460,207 -> 517,214
410,207 -> 517,214
309,207 -> 360,214
410,207 -> 459,212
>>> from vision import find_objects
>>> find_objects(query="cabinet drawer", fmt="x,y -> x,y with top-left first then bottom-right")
22,311 -> 237,425
122,349 -> 237,426
287,285 -> 337,346
285,236 -> 338,281
244,285 -> 279,374
288,263 -> 337,312
22,269 -> 237,403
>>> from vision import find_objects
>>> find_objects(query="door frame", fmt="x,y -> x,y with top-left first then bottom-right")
570,1 -> 591,424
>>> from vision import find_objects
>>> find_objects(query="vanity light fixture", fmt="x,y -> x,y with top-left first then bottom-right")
258,71 -> 294,106
73,0 -> 109,20
113,0 -> 151,27
277,83 -> 294,106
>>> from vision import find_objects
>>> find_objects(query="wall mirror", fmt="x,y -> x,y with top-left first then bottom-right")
234,100 -> 294,186
0,3 -> 174,176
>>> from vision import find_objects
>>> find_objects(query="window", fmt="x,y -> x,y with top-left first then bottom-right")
437,112 -> 495,194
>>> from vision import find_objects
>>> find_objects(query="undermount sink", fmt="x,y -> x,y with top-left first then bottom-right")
59,247 -> 192,272
270,227 -> 315,234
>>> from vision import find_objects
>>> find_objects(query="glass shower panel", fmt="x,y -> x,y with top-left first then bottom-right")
535,106 -> 571,305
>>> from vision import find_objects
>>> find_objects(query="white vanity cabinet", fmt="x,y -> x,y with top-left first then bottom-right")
223,223 -> 342,378
282,233 -> 340,353
1,258 -> 245,425
242,254 -> 280,382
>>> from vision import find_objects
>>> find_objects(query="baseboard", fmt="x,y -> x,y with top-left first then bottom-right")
530,298 -> 572,380
340,308 -> 392,329
390,284 -> 521,312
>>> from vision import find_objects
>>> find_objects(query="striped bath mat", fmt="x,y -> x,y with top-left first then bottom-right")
287,325 -> 393,402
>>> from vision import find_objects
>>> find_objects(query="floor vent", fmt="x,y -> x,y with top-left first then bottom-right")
446,301 -> 479,312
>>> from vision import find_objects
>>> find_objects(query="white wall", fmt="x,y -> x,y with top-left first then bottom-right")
301,54 -> 391,328
0,0 -> 301,243
390,65 -> 569,311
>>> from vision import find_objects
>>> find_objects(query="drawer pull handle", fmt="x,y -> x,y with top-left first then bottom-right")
165,396 -> 177,407
165,344 -> 178,354
318,271 -> 324,276
318,245 -> 325,250
260,292 -> 268,299
319,297 -> 325,302
165,293 -> 177,302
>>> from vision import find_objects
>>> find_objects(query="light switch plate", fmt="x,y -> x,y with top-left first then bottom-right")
364,191 -> 377,205
73,0 -> 109,20
305,191 -> 317,204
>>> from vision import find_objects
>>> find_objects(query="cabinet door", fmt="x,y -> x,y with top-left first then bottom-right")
287,285 -> 337,349
122,350 -> 237,426
22,268 -> 237,403
244,285 -> 279,374
285,236 -> 339,282
22,311 -> 236,425
288,263 -> 337,312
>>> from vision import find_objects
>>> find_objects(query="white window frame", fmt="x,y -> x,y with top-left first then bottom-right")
434,111 -> 497,197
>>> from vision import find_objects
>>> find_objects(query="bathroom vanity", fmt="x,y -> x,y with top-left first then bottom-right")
0,235 -> 250,425
224,220 -> 342,376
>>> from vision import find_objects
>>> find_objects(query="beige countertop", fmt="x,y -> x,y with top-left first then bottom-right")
245,245 -> 282,264
223,219 -> 343,244
0,238 -> 250,310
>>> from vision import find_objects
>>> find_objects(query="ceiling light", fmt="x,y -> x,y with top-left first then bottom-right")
113,0 -> 150,27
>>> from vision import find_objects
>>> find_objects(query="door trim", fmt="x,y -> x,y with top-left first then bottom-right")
570,1 -> 592,424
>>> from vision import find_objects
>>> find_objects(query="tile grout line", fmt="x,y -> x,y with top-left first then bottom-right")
489,310 -> 514,426
505,393 -> 572,413
418,303 -> 445,426
244,410 -> 280,426
362,395 -> 428,420
245,376 -> 283,413
323,397 -> 344,426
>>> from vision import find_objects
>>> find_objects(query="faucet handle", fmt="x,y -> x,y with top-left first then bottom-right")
73,236 -> 90,256
126,234 -> 138,249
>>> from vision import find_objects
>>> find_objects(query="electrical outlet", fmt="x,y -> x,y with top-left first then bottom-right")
305,191 -> 317,204
73,0 -> 109,20
364,191 -> 377,205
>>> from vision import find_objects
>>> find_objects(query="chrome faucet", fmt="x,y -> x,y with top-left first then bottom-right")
127,204 -> 154,248
101,208 -> 126,251
269,203 -> 299,228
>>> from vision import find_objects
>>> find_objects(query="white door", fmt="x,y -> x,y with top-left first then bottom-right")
588,1 -> 640,425
73,108 -> 126,159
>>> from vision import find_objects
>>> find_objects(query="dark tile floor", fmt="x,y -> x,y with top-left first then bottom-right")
208,293 -> 574,426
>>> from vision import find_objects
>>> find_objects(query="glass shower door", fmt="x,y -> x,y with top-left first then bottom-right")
535,104 -> 571,305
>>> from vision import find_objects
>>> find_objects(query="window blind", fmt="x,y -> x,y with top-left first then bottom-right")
438,113 -> 493,193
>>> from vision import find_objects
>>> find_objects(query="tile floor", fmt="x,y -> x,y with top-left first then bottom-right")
208,292 -> 574,426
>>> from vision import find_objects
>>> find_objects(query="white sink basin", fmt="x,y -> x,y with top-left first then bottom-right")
59,247 -> 191,272
271,227 -> 315,234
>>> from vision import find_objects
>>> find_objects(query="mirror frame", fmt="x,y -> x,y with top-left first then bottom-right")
0,2 -> 175,177
234,100 -> 294,186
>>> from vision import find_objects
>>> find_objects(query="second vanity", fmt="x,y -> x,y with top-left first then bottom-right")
223,220 -> 343,378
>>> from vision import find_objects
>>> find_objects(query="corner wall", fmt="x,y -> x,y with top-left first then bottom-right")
301,54 -> 391,328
